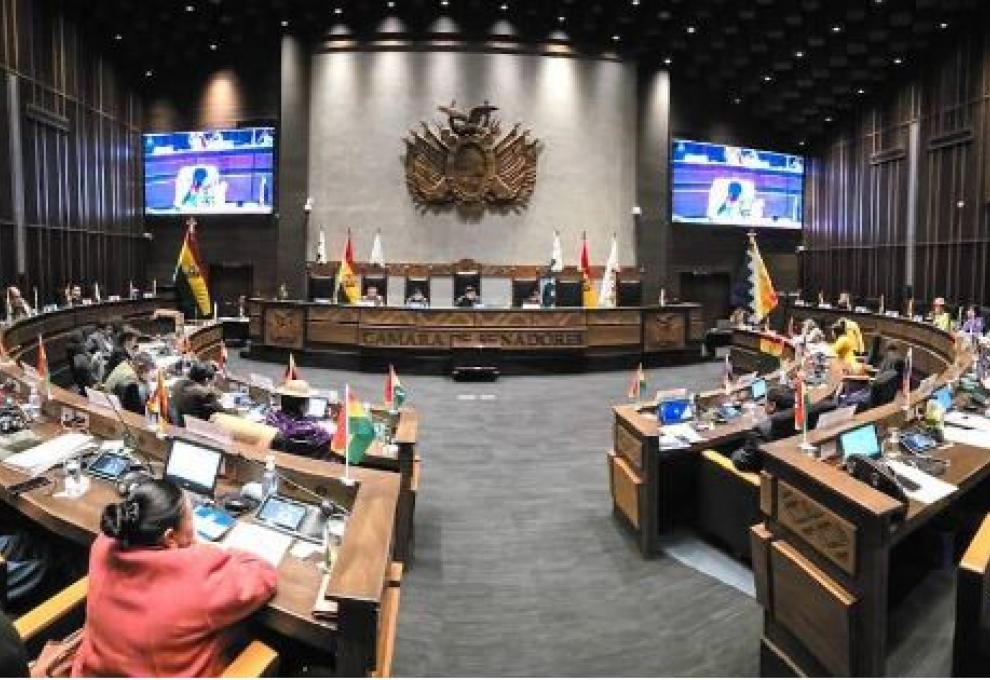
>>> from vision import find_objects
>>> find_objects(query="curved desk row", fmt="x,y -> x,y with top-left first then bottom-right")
246,299 -> 704,373
751,308 -> 981,676
0,300 -> 404,676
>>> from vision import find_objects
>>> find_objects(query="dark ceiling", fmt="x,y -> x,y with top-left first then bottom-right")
79,0 -> 985,146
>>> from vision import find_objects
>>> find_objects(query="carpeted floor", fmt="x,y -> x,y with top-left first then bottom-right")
229,354 -> 959,677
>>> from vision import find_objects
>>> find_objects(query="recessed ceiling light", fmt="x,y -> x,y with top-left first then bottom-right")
144,69 -> 153,77
334,6 -> 343,14
663,56 -> 672,65
794,50 -> 804,58
500,3 -> 508,10
558,15 -> 565,23
733,97 -> 741,104
113,33 -> 122,40
281,19 -> 289,27
831,25 -> 842,33
857,88 -> 865,94
763,75 -> 773,82
685,25 -> 696,34
631,0 -> 640,5
185,4 -> 194,12
612,34 -> 620,42
939,22 -> 949,29
440,0 -> 449,6
209,42 -> 218,51
387,1 -> 395,7
798,141 -> 806,147
824,116 -> 833,122
893,57 -> 903,64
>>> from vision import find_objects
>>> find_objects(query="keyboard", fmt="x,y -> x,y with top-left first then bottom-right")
3,432 -> 94,476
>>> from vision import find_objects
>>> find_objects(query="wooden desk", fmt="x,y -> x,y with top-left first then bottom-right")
751,307 -> 978,676
0,303 -> 401,676
246,300 -> 704,374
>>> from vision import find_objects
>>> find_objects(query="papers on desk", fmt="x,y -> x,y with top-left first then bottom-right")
659,423 -> 703,450
3,432 -> 94,476
888,460 -> 958,505
222,522 -> 292,568
945,411 -> 990,432
943,425 -> 990,450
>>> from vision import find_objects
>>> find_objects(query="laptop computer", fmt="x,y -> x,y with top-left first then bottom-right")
750,378 -> 768,402
837,423 -> 881,461
658,398 -> 694,425
164,437 -> 224,498
931,385 -> 953,412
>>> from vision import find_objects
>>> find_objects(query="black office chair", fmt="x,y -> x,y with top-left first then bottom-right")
869,369 -> 902,409
454,272 -> 481,302
617,279 -> 643,307
556,280 -> 582,307
866,334 -> 884,368
512,278 -> 539,307
405,276 -> 431,305
308,274 -> 335,301
768,409 -> 798,441
362,273 -> 388,301
808,399 -> 838,429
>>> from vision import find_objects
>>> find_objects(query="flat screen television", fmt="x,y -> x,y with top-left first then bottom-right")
143,126 -> 275,215
671,139 -> 804,229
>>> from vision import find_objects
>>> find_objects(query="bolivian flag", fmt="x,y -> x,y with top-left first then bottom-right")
36,335 -> 48,387
385,365 -> 406,409
146,368 -> 170,432
747,233 -> 778,322
580,232 -> 597,308
334,230 -> 361,304
627,363 -> 646,401
173,219 -> 212,318
283,353 -> 299,384
331,385 -> 375,464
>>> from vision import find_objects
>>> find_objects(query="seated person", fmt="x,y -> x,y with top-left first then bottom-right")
73,480 -> 277,677
103,351 -> 155,415
961,305 -> 983,335
523,289 -> 542,308
831,319 -> 867,375
66,331 -> 98,395
361,285 -> 384,307
104,325 -> 140,376
837,292 -> 852,310
929,297 -> 952,331
729,307 -> 749,327
5,286 -> 32,320
876,342 -> 903,374
753,385 -> 796,440
65,284 -> 83,307
406,287 -> 428,308
171,361 -> 231,427
265,379 -> 333,458
455,286 -> 480,308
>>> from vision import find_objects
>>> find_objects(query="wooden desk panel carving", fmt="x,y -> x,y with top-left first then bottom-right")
644,312 -> 686,351
309,306 -> 360,324
614,422 -> 644,471
588,324 -> 641,347
777,480 -> 857,576
309,321 -> 360,345
360,309 -> 420,326
265,307 -> 305,350
587,310 -> 640,326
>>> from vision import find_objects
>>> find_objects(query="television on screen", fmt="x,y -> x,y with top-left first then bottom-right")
671,139 -> 804,229
143,127 -> 275,215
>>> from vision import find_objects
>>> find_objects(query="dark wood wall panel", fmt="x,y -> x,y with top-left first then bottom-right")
806,17 -> 990,308
0,0 -> 145,304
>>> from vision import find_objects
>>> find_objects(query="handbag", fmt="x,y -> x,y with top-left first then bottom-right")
30,628 -> 83,678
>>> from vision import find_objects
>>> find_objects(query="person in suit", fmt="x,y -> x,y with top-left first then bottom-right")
406,287 -> 428,308
929,297 -> 952,332
876,342 -> 903,375
455,286 -> 480,308
73,480 -> 277,677
103,352 -> 155,415
65,331 -> 98,395
171,361 -> 231,427
361,285 -> 384,307
265,379 -> 333,458
5,287 -> 32,320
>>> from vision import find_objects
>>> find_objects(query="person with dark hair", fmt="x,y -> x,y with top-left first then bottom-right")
104,326 -> 140,377
103,351 -> 156,415
171,360 -> 231,427
65,331 -> 98,395
72,480 -> 277,677
0,613 -> 28,677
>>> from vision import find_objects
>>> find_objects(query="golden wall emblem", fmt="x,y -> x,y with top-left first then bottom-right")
404,101 -> 541,209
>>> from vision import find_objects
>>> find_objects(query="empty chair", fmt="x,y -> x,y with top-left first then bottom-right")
512,277 -> 539,307
452,259 -> 482,302
616,269 -> 643,307
308,273 -> 335,301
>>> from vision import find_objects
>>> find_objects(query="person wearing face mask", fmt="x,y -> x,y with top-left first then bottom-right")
103,352 -> 156,415
72,480 -> 277,677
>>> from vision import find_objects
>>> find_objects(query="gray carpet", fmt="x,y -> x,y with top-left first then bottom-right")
229,354 -> 958,677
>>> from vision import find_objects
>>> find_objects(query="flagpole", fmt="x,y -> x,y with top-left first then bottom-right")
798,376 -> 816,455
344,383 -> 350,483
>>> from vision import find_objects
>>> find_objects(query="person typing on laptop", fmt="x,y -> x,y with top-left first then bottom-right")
73,479 -> 277,677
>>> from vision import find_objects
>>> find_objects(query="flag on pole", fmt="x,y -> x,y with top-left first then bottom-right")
146,368 -> 170,431
331,385 -> 376,465
334,230 -> 361,304
550,230 -> 563,272
218,341 -> 228,374
385,365 -> 406,409
746,233 -> 778,323
579,232 -> 597,308
173,218 -> 212,318
94,283 -> 101,303
787,316 -> 796,338
879,294 -> 885,315
598,233 -> 619,308
316,229 -> 327,264
370,230 -> 385,268
722,354 -> 734,394
36,335 -> 48,387
283,353 -> 299,384
903,347 -> 913,399
4,289 -> 13,322
627,363 -> 646,401
794,376 -> 810,433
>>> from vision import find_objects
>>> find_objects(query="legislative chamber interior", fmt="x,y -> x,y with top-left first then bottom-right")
3,0 -> 990,677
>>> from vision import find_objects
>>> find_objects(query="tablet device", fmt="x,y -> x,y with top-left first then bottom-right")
85,452 -> 132,481
658,398 -> 693,425
255,494 -> 309,534
837,423 -> 881,461
932,386 -> 953,412
900,430 -> 939,456
306,397 -> 329,420
750,378 -> 768,402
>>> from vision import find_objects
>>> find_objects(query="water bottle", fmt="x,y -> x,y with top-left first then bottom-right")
262,454 -> 278,498
28,384 -> 41,415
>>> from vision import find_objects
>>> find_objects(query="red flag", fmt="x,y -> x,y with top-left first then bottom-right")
794,377 -> 807,432
283,353 -> 299,383
219,342 -> 228,373
36,335 -> 48,382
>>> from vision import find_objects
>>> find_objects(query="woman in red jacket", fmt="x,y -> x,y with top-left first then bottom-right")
72,480 -> 278,677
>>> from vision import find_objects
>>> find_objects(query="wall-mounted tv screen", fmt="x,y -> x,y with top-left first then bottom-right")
143,126 -> 275,215
671,139 -> 804,229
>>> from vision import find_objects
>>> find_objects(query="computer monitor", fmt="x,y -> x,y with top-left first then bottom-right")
932,385 -> 953,412
837,423 -> 881,461
164,437 -> 224,497
750,378 -> 768,402
306,397 -> 329,420
658,398 -> 693,425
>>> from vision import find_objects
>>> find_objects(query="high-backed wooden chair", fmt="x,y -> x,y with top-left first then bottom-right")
452,259 -> 481,301
616,268 -> 643,307
404,265 -> 431,305
362,266 -> 388,302
953,512 -> 990,676
10,576 -> 279,677
555,266 -> 583,308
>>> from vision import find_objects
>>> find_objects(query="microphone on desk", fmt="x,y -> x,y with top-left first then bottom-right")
230,451 -> 348,520
104,394 -> 154,474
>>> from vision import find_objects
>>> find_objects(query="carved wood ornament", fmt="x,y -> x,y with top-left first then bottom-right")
404,100 -> 541,209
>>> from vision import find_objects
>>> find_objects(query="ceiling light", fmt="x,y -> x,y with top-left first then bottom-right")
113,33 -> 122,40
663,56 -> 672,65
824,116 -> 833,122
281,19 -> 289,27
893,57 -> 903,64
798,141 -> 806,147
857,88 -> 865,95
500,3 -> 508,10
686,25 -> 696,34
794,50 -> 804,58
209,42 -> 218,51
144,69 -> 153,77
558,16 -> 565,23
831,25 -> 842,33
763,75 -> 773,82
612,34 -> 620,42
939,22 -> 949,29
631,0 -> 640,5
185,4 -> 194,12
387,1 -> 395,7
334,6 -> 343,14
440,0 -> 449,6
733,97 -> 741,104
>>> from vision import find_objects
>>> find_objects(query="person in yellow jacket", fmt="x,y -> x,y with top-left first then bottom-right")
929,297 -> 952,332
831,318 -> 866,374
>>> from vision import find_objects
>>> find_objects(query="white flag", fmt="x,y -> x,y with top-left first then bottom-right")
550,230 -> 563,272
94,283 -> 101,302
370,230 -> 385,267
316,229 -> 327,264
598,234 -> 619,308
